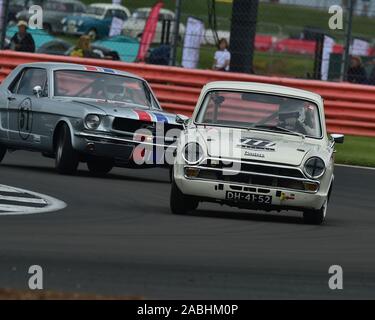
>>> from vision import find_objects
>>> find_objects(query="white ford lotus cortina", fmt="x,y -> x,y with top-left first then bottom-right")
171,81 -> 344,225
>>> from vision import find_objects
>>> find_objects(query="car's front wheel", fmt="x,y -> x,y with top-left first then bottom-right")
87,157 -> 114,176
55,124 -> 79,175
303,200 -> 327,225
170,181 -> 199,215
0,144 -> 6,163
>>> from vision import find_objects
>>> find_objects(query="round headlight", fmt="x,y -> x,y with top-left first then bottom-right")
85,114 -> 101,130
304,157 -> 325,179
182,142 -> 204,164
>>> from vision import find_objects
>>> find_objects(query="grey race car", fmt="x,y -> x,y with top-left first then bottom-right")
0,62 -> 182,175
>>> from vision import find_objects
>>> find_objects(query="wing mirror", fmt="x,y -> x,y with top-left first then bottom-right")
331,133 -> 344,144
176,114 -> 190,128
33,85 -> 42,98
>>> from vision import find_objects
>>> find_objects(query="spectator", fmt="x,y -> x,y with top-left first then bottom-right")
347,56 -> 367,84
212,38 -> 231,71
70,35 -> 100,59
362,0 -> 370,17
9,20 -> 35,53
146,45 -> 171,65
368,61 -> 375,85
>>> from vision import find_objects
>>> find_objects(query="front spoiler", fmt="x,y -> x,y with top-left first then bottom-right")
175,176 -> 328,211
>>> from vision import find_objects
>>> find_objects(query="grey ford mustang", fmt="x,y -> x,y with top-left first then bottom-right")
0,62 -> 183,175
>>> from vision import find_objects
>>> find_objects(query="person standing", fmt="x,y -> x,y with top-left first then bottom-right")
212,38 -> 231,71
367,59 -> 375,85
347,56 -> 367,84
9,21 -> 35,53
70,35 -> 100,59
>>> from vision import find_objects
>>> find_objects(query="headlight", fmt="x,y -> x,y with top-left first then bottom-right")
304,157 -> 325,179
85,114 -> 101,130
182,142 -> 204,164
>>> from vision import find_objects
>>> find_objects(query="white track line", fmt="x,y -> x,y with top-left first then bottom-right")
335,164 -> 375,171
0,204 -> 42,212
0,186 -> 20,192
0,195 -> 47,204
0,184 -> 66,215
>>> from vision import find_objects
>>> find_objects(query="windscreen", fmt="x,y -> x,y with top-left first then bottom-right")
54,70 -> 154,108
195,90 -> 322,138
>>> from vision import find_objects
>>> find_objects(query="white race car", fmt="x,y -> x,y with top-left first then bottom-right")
171,81 -> 344,225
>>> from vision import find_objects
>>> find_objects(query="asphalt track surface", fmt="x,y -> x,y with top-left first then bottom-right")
0,151 -> 374,299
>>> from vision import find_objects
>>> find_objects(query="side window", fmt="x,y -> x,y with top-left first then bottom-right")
114,10 -> 126,20
104,9 -> 113,18
17,68 -> 48,96
8,70 -> 24,94
75,4 -> 84,13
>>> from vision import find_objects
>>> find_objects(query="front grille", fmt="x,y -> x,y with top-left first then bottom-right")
112,117 -> 182,134
202,159 -> 304,178
196,169 -> 306,191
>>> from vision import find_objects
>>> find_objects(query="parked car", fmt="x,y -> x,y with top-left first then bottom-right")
0,63 -> 183,175
171,81 -> 344,225
6,25 -> 54,50
16,0 -> 86,34
7,0 -> 43,25
36,39 -> 72,55
122,8 -> 185,43
37,39 -> 120,60
62,3 -> 131,39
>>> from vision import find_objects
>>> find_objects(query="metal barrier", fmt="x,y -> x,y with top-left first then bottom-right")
1,50 -> 375,137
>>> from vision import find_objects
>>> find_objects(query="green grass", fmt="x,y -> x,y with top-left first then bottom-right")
335,136 -> 375,167
176,45 -> 313,77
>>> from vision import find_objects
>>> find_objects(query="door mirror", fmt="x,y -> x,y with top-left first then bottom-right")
331,133 -> 344,144
176,114 -> 189,127
33,85 -> 42,98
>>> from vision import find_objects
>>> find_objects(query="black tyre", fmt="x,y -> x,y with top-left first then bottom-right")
0,144 -> 6,163
169,166 -> 173,183
55,124 -> 79,175
87,157 -> 114,176
170,181 -> 198,215
303,200 -> 327,225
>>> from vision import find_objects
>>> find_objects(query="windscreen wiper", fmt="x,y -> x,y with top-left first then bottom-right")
253,124 -> 305,138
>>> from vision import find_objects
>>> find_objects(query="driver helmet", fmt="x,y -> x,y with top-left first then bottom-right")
103,82 -> 125,100
278,103 -> 305,124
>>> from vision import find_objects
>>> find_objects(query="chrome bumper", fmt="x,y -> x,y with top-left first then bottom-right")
75,131 -> 177,149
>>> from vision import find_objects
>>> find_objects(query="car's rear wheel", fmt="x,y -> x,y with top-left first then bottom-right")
55,124 -> 79,175
87,157 -> 114,176
303,200 -> 327,225
170,181 -> 199,215
0,144 -> 6,163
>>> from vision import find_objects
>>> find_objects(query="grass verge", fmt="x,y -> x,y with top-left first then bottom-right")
335,135 -> 375,168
